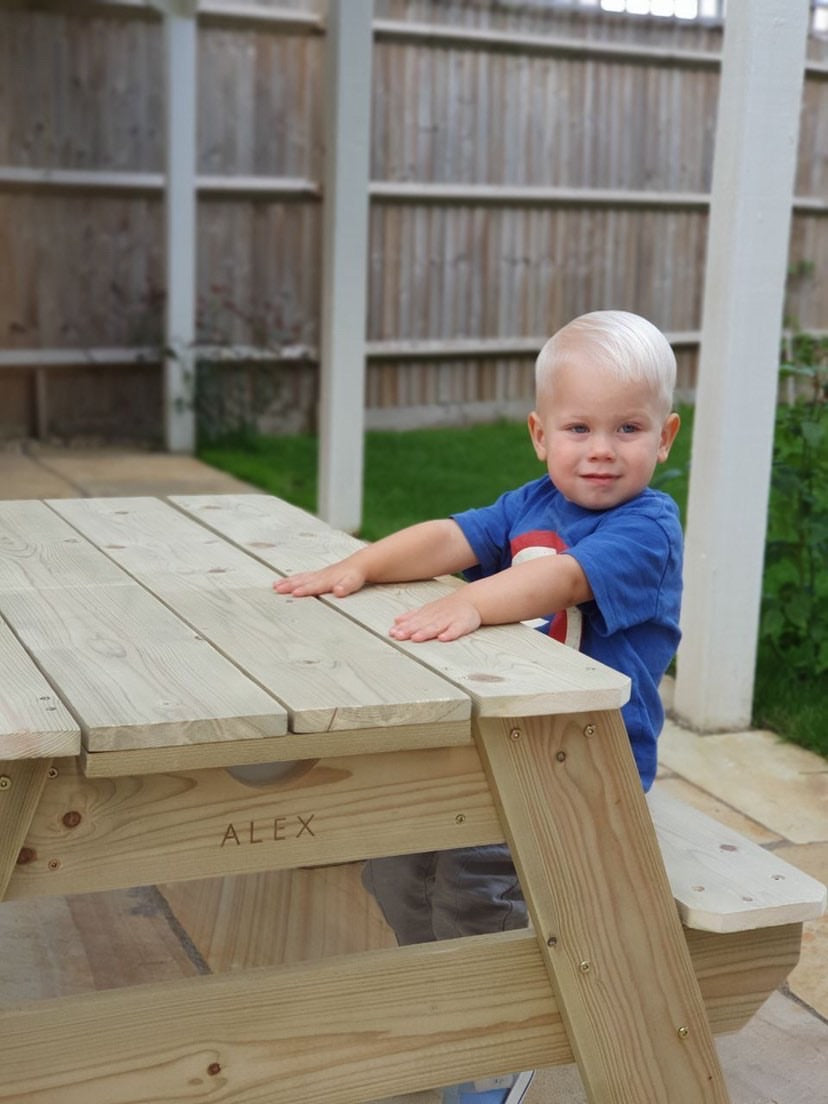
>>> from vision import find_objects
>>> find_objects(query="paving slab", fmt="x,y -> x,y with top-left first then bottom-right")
774,842 -> 828,1018
0,447 -> 78,499
659,721 -> 828,845
715,990 -> 828,1104
653,772 -> 783,845
30,445 -> 258,497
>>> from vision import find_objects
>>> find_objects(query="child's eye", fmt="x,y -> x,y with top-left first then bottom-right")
568,424 -> 589,434
619,423 -> 639,434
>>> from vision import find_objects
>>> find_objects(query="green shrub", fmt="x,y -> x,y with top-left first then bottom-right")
760,339 -> 828,678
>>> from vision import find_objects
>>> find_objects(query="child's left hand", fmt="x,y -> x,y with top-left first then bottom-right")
389,593 -> 481,643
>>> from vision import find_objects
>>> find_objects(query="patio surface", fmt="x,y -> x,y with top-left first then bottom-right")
1,440 -> 826,1104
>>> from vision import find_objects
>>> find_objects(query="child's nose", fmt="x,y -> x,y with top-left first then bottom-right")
588,433 -> 615,458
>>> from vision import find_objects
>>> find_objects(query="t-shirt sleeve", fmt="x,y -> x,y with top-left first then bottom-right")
567,505 -> 681,636
452,486 -> 528,577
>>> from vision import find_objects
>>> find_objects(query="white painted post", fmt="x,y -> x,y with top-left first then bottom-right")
317,0 -> 374,531
162,6 -> 198,453
673,1 -> 809,730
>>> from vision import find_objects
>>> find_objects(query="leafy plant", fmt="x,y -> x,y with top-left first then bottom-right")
760,334 -> 828,678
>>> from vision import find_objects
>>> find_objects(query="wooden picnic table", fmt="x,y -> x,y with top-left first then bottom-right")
0,493 -> 822,1104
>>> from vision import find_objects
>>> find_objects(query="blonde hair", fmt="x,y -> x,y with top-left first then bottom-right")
535,310 -> 677,415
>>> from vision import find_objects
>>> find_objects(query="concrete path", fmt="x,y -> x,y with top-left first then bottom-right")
2,441 -> 826,1104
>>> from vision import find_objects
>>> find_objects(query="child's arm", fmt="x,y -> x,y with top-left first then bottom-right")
390,552 -> 592,642
273,519 -> 477,598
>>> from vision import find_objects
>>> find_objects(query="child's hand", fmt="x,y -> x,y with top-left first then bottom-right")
389,593 -> 481,643
273,562 -> 366,598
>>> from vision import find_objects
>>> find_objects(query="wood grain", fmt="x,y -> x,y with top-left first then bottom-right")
476,710 -> 730,1104
48,496 -> 470,733
0,501 -> 287,752
0,758 -> 53,899
80,720 -> 472,778
13,750 -> 820,936
6,746 -> 502,900
158,863 -> 397,972
0,886 -> 204,1009
0,615 -> 80,759
170,494 -> 631,717
648,787 -> 827,933
0,923 -> 802,1104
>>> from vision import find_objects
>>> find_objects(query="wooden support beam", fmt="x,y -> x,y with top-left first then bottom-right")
0,167 -> 320,197
6,748 -> 501,900
4,166 -> 827,215
163,9 -> 198,453
675,0 -> 810,730
0,759 -> 54,900
0,924 -> 803,1103
371,18 -> 723,69
369,182 -> 712,208
476,711 -> 731,1103
317,0 -> 373,532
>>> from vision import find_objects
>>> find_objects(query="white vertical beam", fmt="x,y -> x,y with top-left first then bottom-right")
674,1 -> 809,730
317,0 -> 374,532
163,8 -> 198,453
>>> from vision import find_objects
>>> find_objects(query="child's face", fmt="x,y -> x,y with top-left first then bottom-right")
528,353 -> 680,511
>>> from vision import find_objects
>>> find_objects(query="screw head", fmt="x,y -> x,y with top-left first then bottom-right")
0,775 -> 11,791
677,1026 -> 689,1039
546,935 -> 558,947
579,960 -> 591,973
47,858 -> 61,871
509,728 -> 521,741
556,751 -> 567,762
584,724 -> 596,737
47,767 -> 59,779
455,813 -> 466,824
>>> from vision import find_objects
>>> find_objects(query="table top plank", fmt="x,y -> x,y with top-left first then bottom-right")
0,617 -> 80,759
0,500 -> 128,592
172,494 -> 631,717
0,501 -> 287,753
49,497 -> 470,733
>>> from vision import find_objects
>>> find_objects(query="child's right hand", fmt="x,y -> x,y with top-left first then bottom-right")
273,561 -> 366,598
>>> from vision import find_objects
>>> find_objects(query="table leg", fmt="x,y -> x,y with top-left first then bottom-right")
0,758 -> 54,900
474,710 -> 732,1104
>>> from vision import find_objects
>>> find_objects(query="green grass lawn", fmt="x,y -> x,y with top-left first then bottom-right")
200,407 -> 826,758
201,420 -> 554,541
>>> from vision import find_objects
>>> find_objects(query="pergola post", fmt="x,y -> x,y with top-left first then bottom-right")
162,3 -> 198,453
317,0 -> 374,532
673,0 -> 809,730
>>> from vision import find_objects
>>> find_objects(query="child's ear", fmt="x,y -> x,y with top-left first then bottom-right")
657,412 -> 681,462
528,411 -> 547,461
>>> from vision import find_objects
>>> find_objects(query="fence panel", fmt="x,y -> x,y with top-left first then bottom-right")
0,0 -> 825,440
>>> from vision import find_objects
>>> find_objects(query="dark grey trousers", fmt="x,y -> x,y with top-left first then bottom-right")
362,844 -> 528,945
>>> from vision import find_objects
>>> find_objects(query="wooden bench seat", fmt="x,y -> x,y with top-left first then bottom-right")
648,788 -> 825,933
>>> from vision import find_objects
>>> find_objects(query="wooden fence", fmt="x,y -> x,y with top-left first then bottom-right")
1,0 -> 826,442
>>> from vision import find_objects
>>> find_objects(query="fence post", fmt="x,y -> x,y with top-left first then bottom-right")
674,0 -> 809,730
317,0 -> 374,532
162,4 -> 198,454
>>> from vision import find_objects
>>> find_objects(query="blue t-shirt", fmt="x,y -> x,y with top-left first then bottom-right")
453,476 -> 683,790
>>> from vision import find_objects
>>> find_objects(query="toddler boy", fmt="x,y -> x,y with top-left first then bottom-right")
275,310 -> 683,1104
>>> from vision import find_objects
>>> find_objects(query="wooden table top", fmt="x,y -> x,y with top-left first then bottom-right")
0,494 -> 629,771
